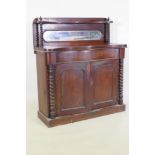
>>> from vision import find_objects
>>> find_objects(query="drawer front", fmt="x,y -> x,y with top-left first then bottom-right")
56,48 -> 119,62
46,48 -> 119,64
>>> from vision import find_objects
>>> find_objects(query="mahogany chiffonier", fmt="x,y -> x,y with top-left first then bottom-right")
32,17 -> 127,127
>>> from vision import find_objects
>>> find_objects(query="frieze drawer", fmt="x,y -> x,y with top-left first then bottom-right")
46,48 -> 119,64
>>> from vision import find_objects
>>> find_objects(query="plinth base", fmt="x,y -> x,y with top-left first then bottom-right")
38,104 -> 125,127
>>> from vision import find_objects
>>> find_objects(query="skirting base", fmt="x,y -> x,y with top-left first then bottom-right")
38,104 -> 125,127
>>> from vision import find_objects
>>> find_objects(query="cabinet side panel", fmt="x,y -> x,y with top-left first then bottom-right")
36,53 -> 49,117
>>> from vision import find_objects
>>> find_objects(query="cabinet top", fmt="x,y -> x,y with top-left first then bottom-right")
34,44 -> 127,53
33,17 -> 113,24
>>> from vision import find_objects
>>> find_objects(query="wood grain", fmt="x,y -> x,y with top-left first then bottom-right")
33,17 -> 126,127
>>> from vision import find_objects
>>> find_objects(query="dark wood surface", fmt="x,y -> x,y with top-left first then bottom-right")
33,17 -> 114,49
33,17 -> 113,24
90,59 -> 119,109
46,48 -> 119,64
33,17 -> 126,127
36,52 -> 49,117
38,104 -> 125,127
34,44 -> 127,52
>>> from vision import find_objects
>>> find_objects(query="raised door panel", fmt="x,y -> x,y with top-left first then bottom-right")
90,60 -> 119,109
56,63 -> 89,116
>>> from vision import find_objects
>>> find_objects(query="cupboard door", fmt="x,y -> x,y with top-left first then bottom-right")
55,62 -> 89,116
90,60 -> 119,109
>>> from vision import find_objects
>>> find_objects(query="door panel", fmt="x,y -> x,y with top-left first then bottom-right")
93,65 -> 113,101
90,60 -> 119,109
56,63 -> 89,116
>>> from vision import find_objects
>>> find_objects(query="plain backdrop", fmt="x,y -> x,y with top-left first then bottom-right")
2,0 -> 155,155
26,0 -> 129,155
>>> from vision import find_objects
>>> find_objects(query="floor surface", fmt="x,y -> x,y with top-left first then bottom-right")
27,103 -> 128,155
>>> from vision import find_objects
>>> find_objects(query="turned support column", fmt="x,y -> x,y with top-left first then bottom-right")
48,64 -> 56,118
119,59 -> 124,104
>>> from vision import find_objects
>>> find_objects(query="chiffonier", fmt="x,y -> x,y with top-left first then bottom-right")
32,17 -> 127,127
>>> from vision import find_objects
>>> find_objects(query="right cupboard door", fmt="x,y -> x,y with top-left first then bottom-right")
90,59 -> 119,109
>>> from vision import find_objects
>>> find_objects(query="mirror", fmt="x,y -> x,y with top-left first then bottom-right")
43,30 -> 103,42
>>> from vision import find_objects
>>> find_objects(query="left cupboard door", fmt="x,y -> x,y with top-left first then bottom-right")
55,62 -> 90,116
